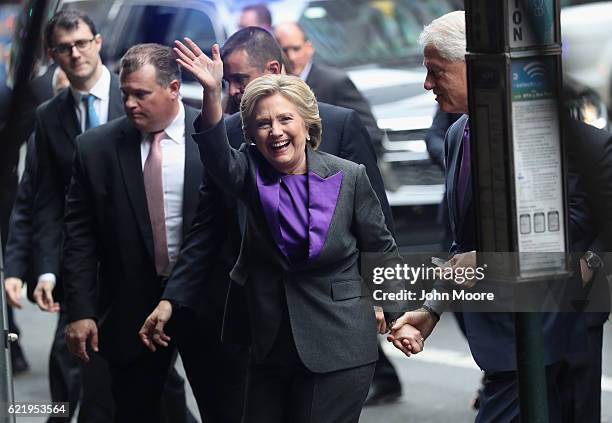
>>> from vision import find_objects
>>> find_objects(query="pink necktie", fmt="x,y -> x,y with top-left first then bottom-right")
144,131 -> 169,275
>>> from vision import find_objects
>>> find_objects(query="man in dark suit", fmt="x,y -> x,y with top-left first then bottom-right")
388,11 -> 593,422
28,11 -> 124,421
274,22 -> 384,155
562,117 -> 611,422
61,42 -> 234,422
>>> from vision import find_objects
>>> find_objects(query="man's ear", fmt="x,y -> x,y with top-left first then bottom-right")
305,40 -> 315,58
265,60 -> 282,75
169,79 -> 181,98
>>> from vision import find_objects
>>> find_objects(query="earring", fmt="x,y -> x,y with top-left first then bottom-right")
306,134 -> 311,141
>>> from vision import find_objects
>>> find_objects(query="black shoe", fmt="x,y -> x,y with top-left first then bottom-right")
363,378 -> 402,406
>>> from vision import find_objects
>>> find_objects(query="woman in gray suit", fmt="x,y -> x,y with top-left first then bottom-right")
168,39 -> 422,423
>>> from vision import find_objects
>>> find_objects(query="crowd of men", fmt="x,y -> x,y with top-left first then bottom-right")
1,3 -> 610,423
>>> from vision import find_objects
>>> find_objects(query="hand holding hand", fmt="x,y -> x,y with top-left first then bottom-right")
387,309 -> 437,356
4,277 -> 24,309
65,318 -> 98,362
174,39 -> 223,93
33,280 -> 60,312
388,323 -> 423,356
139,300 -> 173,352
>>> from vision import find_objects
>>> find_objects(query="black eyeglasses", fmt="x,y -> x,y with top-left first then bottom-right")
52,37 -> 96,55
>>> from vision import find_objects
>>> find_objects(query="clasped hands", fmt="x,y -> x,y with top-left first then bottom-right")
385,308 -> 438,357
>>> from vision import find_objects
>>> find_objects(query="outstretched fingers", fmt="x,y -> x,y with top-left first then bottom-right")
174,39 -> 198,61
183,37 -> 206,58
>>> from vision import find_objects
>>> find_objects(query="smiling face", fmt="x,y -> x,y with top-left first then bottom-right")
49,19 -> 102,87
423,45 -> 468,114
251,92 -> 308,174
120,64 -> 180,133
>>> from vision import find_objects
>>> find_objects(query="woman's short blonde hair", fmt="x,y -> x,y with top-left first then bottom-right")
240,74 -> 322,149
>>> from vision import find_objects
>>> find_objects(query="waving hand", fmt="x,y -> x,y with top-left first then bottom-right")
174,38 -> 224,128
174,38 -> 223,92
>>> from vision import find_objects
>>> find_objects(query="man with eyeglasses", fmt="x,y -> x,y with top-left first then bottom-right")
29,10 -> 123,422
30,10 -> 193,423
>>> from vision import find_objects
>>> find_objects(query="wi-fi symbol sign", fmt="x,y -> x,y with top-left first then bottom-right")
523,62 -> 546,80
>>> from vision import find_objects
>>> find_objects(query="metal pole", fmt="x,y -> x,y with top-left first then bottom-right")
0,230 -> 16,423
465,0 -> 564,420
514,313 -> 549,422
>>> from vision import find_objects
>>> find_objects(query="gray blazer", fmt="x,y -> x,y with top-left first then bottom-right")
193,118 -> 399,373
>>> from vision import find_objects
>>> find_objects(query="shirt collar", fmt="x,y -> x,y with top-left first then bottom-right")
299,60 -> 313,81
164,101 -> 185,144
142,101 -> 185,145
70,65 -> 111,104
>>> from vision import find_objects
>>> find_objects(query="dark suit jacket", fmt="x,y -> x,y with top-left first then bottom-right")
62,105 -> 204,364
32,73 -> 123,283
0,66 -> 55,252
163,102 -> 394,306
191,117 -> 398,373
442,115 -> 589,373
564,118 -> 612,326
306,62 -> 384,154
163,103 -> 400,370
4,134 -> 38,302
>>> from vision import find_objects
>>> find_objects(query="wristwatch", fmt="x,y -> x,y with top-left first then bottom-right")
583,251 -> 603,270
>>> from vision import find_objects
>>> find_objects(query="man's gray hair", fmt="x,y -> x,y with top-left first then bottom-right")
418,11 -> 466,62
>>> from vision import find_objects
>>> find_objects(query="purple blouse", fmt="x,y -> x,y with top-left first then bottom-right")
278,174 -> 309,261
256,164 -> 344,264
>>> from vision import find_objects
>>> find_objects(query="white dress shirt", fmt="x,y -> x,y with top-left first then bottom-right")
38,66 -> 113,288
140,102 -> 186,275
70,65 -> 112,132
299,60 -> 313,81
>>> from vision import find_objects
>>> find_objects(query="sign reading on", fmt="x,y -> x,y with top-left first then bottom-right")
508,0 -> 556,49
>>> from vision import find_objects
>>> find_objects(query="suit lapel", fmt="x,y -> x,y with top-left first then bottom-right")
306,147 -> 343,261
457,118 -> 472,231
108,73 -> 124,120
182,106 -> 201,235
450,116 -> 470,239
56,89 -> 81,144
116,119 -> 155,262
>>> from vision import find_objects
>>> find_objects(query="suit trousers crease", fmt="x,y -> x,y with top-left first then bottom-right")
107,344 -> 175,423
476,361 -> 573,423
242,297 -> 374,423
48,309 -> 114,423
173,305 -> 248,423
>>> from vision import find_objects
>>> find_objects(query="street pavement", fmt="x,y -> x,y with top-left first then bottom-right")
9,301 -> 612,422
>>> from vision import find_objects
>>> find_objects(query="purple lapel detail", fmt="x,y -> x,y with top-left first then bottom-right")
256,167 -> 285,255
307,170 -> 344,261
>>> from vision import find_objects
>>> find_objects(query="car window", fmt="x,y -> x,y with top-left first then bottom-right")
111,5 -> 217,82
61,0 -> 113,28
299,0 -> 463,68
